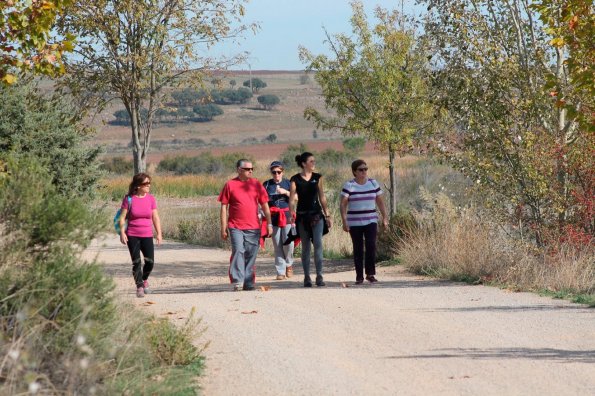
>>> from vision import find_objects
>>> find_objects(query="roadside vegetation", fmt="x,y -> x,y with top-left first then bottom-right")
0,82 -> 207,394
299,1 -> 594,305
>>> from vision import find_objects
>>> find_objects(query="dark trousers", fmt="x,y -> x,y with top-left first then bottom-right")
349,223 -> 378,280
126,236 -> 154,288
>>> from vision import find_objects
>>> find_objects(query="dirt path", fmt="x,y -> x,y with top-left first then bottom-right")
84,235 -> 595,396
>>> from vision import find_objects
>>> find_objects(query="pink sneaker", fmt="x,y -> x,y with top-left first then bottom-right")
143,280 -> 151,294
136,287 -> 145,298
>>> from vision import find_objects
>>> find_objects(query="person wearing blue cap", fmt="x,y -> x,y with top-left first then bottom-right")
263,161 -> 294,279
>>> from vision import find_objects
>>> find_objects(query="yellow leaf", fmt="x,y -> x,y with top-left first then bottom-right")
2,74 -> 17,85
549,37 -> 565,47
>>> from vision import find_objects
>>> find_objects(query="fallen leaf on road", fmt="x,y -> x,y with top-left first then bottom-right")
341,282 -> 349,288
163,311 -> 177,315
142,301 -> 156,305
241,310 -> 258,314
260,286 -> 271,291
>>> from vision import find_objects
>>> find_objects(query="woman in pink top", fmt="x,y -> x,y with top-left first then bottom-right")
119,173 -> 163,298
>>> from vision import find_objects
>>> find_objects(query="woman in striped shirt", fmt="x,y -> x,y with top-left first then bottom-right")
340,159 -> 389,284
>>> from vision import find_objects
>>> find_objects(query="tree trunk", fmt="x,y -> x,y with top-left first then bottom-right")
388,145 -> 397,218
130,106 -> 147,175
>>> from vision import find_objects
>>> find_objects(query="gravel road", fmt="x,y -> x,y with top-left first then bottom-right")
84,235 -> 595,396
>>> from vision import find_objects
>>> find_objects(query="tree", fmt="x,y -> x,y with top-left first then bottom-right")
192,103 -> 224,121
263,133 -> 277,143
243,77 -> 267,92
58,0 -> 253,174
171,88 -> 208,107
422,0 -> 593,244
299,1 -> 432,216
0,81 -> 102,197
1,0 -> 74,85
229,79 -> 237,88
257,94 -> 280,110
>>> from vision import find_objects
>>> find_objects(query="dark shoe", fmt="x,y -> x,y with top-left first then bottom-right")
355,278 -> 364,285
315,275 -> 325,287
304,276 -> 312,287
366,275 -> 378,283
243,284 -> 255,291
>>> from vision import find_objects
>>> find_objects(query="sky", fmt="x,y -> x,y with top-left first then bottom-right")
211,0 -> 424,70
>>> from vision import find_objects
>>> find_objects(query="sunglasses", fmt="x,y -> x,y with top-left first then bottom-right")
356,167 -> 368,172
140,182 -> 151,186
240,167 -> 254,171
271,170 -> 283,174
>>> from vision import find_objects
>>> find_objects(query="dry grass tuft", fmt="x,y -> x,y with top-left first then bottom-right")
399,189 -> 595,300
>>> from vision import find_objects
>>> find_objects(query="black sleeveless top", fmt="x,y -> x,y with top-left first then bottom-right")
290,172 -> 322,214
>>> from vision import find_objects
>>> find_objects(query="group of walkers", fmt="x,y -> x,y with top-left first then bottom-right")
117,152 -> 388,296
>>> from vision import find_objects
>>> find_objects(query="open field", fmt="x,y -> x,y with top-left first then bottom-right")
92,71 -> 364,163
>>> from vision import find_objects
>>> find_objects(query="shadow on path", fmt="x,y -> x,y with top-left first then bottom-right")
385,347 -> 595,363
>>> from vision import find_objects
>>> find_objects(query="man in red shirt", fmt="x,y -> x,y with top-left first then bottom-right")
219,159 -> 272,291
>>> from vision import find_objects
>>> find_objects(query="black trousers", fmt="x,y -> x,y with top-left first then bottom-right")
126,236 -> 154,288
349,223 -> 378,280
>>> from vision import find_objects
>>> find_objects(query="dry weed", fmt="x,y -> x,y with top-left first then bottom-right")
399,190 -> 595,297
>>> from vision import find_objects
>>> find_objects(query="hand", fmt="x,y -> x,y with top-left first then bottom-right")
277,186 -> 288,195
221,229 -> 228,240
326,217 -> 332,228
120,232 -> 128,245
342,223 -> 349,232
155,233 -> 163,246
267,224 -> 273,238
383,218 -> 389,229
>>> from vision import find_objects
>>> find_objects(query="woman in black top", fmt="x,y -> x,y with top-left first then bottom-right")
289,152 -> 332,287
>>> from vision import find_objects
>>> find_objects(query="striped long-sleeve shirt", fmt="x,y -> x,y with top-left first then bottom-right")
340,178 -> 383,227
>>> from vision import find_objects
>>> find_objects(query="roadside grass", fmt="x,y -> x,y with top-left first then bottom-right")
397,190 -> 595,306
1,157 -> 207,394
101,154 -> 467,261
100,174 -> 225,201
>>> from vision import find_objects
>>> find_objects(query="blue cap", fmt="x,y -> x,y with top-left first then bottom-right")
269,160 -> 284,169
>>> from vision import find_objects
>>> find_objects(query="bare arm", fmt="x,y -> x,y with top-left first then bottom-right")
220,204 -> 228,240
376,194 -> 389,228
318,177 -> 332,227
152,209 -> 163,245
289,180 -> 297,223
119,208 -> 128,245
261,202 -> 273,237
340,195 -> 349,232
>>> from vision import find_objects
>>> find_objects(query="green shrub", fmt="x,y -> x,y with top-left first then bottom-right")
192,103 -> 224,121
0,81 -> 103,197
147,308 -> 207,366
101,156 -> 134,175
0,155 -> 206,394
257,94 -> 280,109
342,137 -> 366,154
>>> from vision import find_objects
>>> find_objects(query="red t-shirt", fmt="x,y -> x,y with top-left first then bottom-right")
121,193 -> 157,237
218,177 -> 268,230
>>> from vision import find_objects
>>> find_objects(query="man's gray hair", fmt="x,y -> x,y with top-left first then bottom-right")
236,158 -> 250,168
